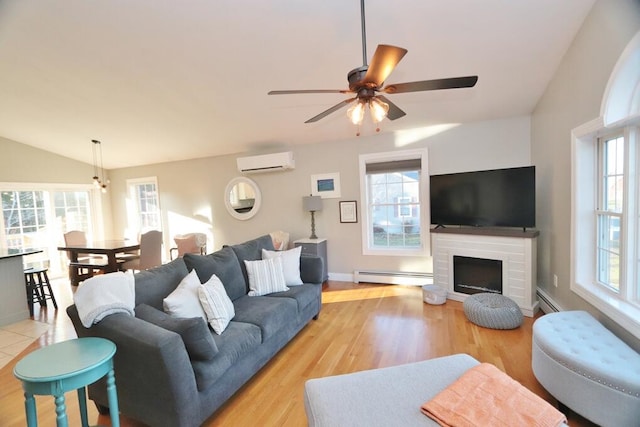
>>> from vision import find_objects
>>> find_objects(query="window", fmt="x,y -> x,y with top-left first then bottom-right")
0,185 -> 101,276
359,150 -> 429,256
596,134 -> 624,291
572,123 -> 639,338
127,177 -> 161,235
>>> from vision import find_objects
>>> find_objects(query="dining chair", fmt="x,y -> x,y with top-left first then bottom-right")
169,232 -> 206,259
269,230 -> 290,251
63,230 -> 106,281
122,230 -> 163,272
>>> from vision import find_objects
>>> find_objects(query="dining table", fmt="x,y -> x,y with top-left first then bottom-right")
57,240 -> 140,286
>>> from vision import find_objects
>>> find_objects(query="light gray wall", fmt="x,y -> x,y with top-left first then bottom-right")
531,0 -> 640,349
0,136 -> 114,239
108,115 -> 531,275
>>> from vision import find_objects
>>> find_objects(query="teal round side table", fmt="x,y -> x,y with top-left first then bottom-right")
13,337 -> 119,427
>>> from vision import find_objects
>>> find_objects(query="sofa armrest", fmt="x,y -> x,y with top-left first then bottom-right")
300,255 -> 323,284
66,305 -> 200,426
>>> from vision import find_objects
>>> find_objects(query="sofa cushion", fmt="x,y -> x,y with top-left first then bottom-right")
163,269 -> 207,321
267,283 -> 320,314
227,234 -> 275,285
134,258 -> 190,309
262,247 -> 303,286
192,321 -> 262,390
135,303 -> 218,361
184,247 -> 247,301
232,295 -> 298,342
198,274 -> 235,334
245,257 -> 289,296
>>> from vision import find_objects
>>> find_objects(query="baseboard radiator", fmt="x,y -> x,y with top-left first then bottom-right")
536,288 -> 563,313
353,270 -> 433,286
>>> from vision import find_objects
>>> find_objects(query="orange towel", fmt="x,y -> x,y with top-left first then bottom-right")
421,363 -> 566,427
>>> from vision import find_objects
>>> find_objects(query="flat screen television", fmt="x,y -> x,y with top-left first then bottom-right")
429,166 -> 535,229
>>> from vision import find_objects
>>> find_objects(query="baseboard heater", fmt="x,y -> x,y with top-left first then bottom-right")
354,270 -> 433,286
536,288 -> 561,313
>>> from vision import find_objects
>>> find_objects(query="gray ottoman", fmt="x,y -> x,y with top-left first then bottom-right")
463,293 -> 523,329
532,311 -> 640,427
304,354 -> 479,427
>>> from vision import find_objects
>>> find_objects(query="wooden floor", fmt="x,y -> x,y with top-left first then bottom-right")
0,280 -> 596,427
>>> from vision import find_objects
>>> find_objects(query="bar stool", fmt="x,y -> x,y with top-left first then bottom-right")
13,337 -> 120,427
24,265 -> 58,316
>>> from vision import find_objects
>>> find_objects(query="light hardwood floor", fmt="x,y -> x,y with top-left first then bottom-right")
0,279 -> 595,426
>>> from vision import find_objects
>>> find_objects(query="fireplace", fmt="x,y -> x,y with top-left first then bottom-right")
453,255 -> 502,295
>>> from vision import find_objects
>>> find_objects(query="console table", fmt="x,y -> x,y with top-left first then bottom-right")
431,228 -> 539,317
294,238 -> 328,282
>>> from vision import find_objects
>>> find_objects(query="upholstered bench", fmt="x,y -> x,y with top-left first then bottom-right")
304,354 -> 479,426
532,310 -> 640,427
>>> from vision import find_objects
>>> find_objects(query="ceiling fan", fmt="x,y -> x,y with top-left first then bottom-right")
268,0 -> 478,131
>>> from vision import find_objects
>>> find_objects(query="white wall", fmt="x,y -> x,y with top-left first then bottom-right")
531,0 -> 640,349
108,115 -> 531,275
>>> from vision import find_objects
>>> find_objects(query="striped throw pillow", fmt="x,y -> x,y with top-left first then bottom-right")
244,257 -> 289,296
198,274 -> 235,334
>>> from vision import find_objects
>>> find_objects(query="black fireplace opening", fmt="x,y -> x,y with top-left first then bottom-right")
453,255 -> 502,295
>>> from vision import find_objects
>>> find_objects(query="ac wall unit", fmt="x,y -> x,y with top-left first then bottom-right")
236,151 -> 295,174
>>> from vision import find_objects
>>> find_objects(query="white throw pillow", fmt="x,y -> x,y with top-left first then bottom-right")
262,247 -> 303,286
244,257 -> 289,296
198,274 -> 235,334
163,269 -> 207,321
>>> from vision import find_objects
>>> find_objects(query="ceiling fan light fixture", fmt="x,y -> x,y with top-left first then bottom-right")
369,97 -> 389,123
347,100 -> 366,125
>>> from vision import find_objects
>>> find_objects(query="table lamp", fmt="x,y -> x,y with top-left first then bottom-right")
303,196 -> 323,239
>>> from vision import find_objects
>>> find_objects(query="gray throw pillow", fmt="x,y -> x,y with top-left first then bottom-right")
184,247 -> 247,300
135,303 -> 218,361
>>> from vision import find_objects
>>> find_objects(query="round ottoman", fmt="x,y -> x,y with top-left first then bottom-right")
463,293 -> 523,329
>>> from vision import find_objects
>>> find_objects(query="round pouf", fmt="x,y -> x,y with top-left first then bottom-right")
463,293 -> 523,329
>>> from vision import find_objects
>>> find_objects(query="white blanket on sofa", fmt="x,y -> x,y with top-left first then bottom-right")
74,272 -> 135,328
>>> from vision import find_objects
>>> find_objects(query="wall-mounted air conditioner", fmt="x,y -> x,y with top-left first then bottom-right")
236,151 -> 295,174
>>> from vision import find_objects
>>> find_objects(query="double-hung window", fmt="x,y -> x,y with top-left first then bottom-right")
572,123 -> 640,338
126,177 -> 162,236
359,149 -> 429,256
596,133 -> 624,291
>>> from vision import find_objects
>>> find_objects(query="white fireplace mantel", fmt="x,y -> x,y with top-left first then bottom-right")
431,228 -> 539,317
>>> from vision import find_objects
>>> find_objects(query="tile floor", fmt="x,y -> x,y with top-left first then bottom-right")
0,319 -> 49,370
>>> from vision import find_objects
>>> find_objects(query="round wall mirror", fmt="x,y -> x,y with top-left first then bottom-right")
224,177 -> 261,220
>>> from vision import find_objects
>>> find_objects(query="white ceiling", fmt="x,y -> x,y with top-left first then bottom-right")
0,0 -> 595,169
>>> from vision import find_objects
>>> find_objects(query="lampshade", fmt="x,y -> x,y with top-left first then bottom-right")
369,97 -> 389,123
303,195 -> 323,212
347,101 -> 366,125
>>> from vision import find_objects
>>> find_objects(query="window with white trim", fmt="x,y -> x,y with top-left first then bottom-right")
596,133 -> 624,291
127,177 -> 162,235
572,123 -> 640,338
359,150 -> 429,256
0,184 -> 101,276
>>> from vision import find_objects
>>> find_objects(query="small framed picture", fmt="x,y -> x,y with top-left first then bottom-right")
311,173 -> 341,199
339,201 -> 357,223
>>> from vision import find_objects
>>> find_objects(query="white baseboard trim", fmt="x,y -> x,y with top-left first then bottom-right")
536,287 -> 565,313
328,272 -> 353,283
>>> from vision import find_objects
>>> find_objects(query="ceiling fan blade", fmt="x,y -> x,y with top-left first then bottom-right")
305,97 -> 357,123
361,44 -> 408,87
382,76 -> 478,94
268,89 -> 351,95
377,95 -> 406,120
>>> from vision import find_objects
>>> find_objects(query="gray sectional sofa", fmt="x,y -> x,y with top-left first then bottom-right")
67,235 -> 323,427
